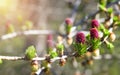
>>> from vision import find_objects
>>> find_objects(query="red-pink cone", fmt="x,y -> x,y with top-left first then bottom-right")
76,32 -> 86,44
47,34 -> 54,47
65,18 -> 73,25
90,28 -> 99,39
91,19 -> 99,28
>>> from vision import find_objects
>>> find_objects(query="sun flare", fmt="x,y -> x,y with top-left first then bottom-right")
0,0 -> 11,8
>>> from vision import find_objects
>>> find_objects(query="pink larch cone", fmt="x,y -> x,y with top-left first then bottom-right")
65,18 -> 73,25
90,28 -> 99,39
76,32 -> 86,44
91,19 -> 99,28
47,34 -> 54,47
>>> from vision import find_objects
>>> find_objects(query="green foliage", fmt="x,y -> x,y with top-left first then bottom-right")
41,60 -> 50,72
86,34 -> 90,41
25,45 -> 37,60
99,4 -> 107,11
49,50 -> 58,58
99,0 -> 107,7
73,43 -> 87,55
0,59 -> 3,64
31,65 -> 39,72
56,44 -> 64,51
106,41 -> 114,49
66,25 -> 72,34
113,16 -> 119,22
22,20 -> 33,30
113,16 -> 120,26
25,21 -> 33,29
107,8 -> 113,14
107,0 -> 116,4
100,24 -> 110,36
91,39 -> 101,50
115,22 -> 120,26
6,24 -> 15,34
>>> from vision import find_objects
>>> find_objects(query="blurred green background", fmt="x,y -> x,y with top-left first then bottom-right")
0,0 -> 120,75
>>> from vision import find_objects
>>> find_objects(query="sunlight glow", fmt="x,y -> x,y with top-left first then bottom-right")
0,0 -> 11,8
0,0 -> 18,15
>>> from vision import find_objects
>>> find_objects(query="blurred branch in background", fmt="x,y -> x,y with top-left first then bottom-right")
0,30 -> 55,40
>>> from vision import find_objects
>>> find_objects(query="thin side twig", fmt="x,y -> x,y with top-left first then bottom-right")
0,56 -> 24,60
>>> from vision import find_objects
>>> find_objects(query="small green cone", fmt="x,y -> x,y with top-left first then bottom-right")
0,59 -> 3,64
25,45 -> 37,60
